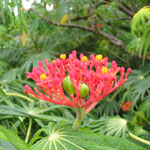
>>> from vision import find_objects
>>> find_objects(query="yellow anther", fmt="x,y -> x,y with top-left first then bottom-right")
96,54 -> 103,61
52,59 -> 56,63
40,73 -> 47,80
101,67 -> 108,74
60,54 -> 66,60
81,56 -> 87,62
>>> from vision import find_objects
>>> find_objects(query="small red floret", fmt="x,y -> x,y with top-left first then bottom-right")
121,101 -> 133,112
97,23 -> 102,29
21,7 -> 26,11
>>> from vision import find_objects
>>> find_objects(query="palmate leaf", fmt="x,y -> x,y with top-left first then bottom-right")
94,97 -> 119,116
138,99 -> 150,118
131,76 -> 150,100
92,88 -> 122,117
123,70 -> 146,87
0,105 -> 72,123
0,87 -> 11,103
2,68 -> 21,81
97,116 -> 128,138
21,51 -> 55,73
30,122 -> 144,150
0,125 -> 29,150
0,87 -> 7,99
129,6 -> 150,64
123,69 -> 150,102
140,20 -> 150,63
131,6 -> 150,35
0,87 -> 73,123
126,37 -> 142,56
1,79 -> 35,95
0,139 -> 18,150
0,60 -> 9,78
133,126 -> 150,138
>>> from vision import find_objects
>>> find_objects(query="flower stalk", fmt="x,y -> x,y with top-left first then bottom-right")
72,107 -> 85,130
25,118 -> 32,143
129,132 -> 150,146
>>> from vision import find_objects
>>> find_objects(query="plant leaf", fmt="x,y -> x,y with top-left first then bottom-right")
30,123 -> 144,150
0,125 -> 29,150
0,139 -> 18,150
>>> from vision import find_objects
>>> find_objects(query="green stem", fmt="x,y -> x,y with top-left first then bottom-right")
72,107 -> 85,131
5,92 -> 34,102
129,132 -> 150,145
25,118 -> 32,143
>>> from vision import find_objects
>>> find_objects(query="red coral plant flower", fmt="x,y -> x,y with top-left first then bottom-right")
21,7 -> 26,11
24,50 -> 131,130
122,101 -> 133,112
97,23 -> 102,29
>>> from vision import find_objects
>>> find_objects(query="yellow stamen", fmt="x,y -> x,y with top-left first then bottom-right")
81,56 -> 87,62
60,54 -> 66,60
40,73 -> 47,80
101,67 -> 108,74
52,59 -> 56,63
96,54 -> 103,61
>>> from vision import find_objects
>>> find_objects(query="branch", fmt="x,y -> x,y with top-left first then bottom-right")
104,0 -> 134,17
121,1 -> 133,12
71,15 -> 91,21
110,17 -> 131,21
119,2 -> 134,17
44,2 -> 51,20
30,8 -> 125,49
97,14 -> 113,27
131,0 -> 137,12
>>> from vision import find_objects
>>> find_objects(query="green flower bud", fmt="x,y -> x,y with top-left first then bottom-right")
63,76 -> 76,95
80,83 -> 89,98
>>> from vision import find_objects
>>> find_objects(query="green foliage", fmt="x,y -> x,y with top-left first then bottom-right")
0,103 -> 73,123
0,0 -> 150,149
128,6 -> 150,64
0,61 -> 9,78
0,125 -> 29,150
0,140 -> 18,150
0,123 -> 145,150
131,7 -> 150,35
94,96 -> 119,116
30,123 -> 144,150
123,67 -> 150,102
97,116 -> 128,137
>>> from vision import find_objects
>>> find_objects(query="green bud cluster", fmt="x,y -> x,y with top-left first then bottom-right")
63,76 -> 89,98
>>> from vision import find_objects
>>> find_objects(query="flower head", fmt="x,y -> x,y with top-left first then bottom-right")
24,50 -> 131,113
97,23 -> 102,29
121,101 -> 133,112
21,7 -> 26,11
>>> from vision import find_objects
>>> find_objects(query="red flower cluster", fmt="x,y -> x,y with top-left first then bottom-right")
121,101 -> 133,111
24,50 -> 131,113
97,23 -> 102,29
21,7 -> 26,11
